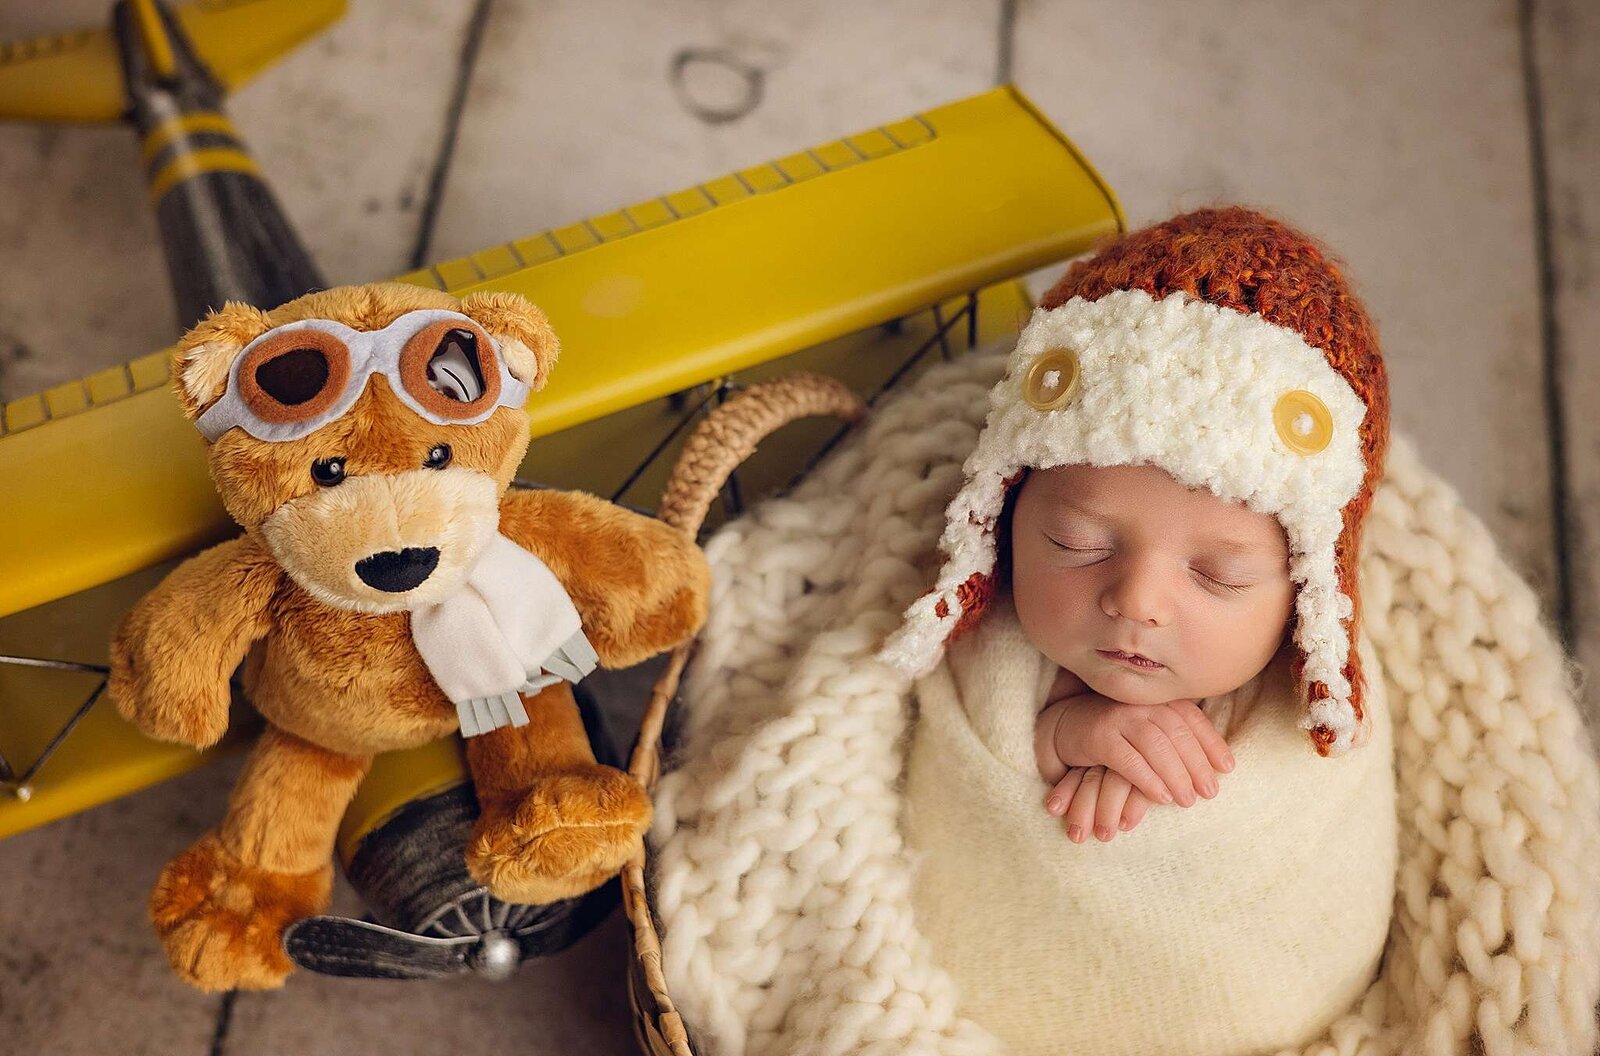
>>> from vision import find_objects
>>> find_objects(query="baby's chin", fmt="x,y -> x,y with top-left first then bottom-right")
1080,666 -> 1198,706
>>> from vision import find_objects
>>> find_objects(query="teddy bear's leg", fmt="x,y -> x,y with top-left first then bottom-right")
149,724 -> 370,991
463,681 -> 651,905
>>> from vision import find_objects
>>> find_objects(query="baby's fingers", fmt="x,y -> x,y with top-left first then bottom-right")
1170,699 -> 1236,774
1045,768 -> 1085,818
1094,771 -> 1134,841
1103,736 -> 1177,807
1063,767 -> 1105,844
1147,708 -> 1219,801
1120,789 -> 1153,832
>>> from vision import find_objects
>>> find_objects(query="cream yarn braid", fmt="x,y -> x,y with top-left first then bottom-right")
646,345 -> 1600,1056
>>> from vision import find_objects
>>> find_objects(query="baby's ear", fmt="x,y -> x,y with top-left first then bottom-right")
172,301 -> 273,420
458,291 -> 559,391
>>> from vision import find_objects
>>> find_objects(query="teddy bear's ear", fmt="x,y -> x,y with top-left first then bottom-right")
172,301 -> 273,421
458,291 -> 560,391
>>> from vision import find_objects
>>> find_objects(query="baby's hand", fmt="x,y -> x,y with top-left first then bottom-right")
1051,766 -> 1156,843
1034,691 -> 1234,811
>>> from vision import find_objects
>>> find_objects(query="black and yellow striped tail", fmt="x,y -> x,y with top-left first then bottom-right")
115,0 -> 325,325
1,0 -> 339,327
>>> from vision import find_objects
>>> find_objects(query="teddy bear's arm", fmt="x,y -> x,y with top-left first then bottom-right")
109,533 -> 282,749
498,489 -> 710,668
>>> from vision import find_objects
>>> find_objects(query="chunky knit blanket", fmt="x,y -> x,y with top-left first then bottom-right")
647,346 -> 1600,1056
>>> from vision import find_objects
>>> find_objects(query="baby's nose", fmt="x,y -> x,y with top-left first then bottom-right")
1101,566 -> 1172,626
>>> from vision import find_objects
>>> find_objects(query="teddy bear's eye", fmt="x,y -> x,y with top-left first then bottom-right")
424,444 -> 452,470
311,456 -> 346,487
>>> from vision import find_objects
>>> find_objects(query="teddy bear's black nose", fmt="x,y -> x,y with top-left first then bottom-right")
355,547 -> 440,592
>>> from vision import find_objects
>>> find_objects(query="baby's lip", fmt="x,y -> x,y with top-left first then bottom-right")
1097,648 -> 1164,668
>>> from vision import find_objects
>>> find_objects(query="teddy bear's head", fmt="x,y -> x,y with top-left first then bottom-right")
173,282 -> 558,614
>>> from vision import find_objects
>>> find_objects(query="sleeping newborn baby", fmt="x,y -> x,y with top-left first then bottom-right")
885,208 -> 1400,1056
1025,460 -> 1291,843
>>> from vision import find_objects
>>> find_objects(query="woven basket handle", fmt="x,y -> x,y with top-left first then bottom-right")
628,373 -> 865,790
620,373 -> 864,1056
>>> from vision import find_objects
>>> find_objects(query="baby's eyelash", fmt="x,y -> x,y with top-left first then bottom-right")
1047,537 -> 1109,554
1045,535 -> 1251,592
1196,570 -> 1250,593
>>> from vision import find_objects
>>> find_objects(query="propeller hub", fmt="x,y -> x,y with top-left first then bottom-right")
468,930 -> 520,981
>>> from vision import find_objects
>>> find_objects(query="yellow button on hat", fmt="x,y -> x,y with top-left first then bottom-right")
1274,390 -> 1333,454
1023,348 -> 1081,411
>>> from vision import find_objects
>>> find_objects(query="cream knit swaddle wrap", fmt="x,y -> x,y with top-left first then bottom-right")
905,598 -> 1397,1056
648,347 -> 1600,1056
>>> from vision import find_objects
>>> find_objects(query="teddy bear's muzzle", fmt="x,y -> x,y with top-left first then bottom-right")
354,547 -> 441,593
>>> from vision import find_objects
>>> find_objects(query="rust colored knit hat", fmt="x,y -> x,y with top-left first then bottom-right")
881,206 -> 1391,757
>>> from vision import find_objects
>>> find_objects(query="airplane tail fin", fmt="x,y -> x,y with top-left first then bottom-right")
0,0 -> 345,123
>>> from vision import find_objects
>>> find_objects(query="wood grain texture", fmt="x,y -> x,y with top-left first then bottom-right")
1530,0 -> 1600,737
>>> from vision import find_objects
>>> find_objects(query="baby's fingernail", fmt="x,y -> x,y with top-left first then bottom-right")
1159,789 -> 1173,804
1095,827 -> 1111,841
1047,796 -> 1064,815
1224,753 -> 1237,771
1119,818 -> 1130,830
1068,825 -> 1084,842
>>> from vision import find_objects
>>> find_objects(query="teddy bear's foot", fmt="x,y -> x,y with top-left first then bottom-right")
149,833 -> 332,992
466,763 -> 652,905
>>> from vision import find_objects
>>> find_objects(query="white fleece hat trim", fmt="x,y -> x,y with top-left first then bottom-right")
880,288 -> 1371,752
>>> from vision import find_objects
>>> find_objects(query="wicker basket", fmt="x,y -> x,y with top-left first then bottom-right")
620,373 -> 866,1056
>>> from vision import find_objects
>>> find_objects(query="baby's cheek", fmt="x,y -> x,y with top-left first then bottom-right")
1010,571 -> 1085,652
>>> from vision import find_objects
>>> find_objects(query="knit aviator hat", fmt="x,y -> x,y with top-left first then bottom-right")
880,207 -> 1391,757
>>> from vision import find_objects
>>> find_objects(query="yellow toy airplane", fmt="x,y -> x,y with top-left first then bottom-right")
0,0 -> 1122,980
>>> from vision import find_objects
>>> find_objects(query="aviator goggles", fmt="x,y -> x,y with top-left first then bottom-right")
194,309 -> 532,443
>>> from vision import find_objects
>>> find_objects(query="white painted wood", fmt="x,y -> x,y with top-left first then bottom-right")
428,0 -> 997,261
1532,0 -> 1600,738
0,762 -> 242,1055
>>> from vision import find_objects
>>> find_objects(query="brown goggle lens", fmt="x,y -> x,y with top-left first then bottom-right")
256,346 -> 331,405
400,320 -> 501,419
237,329 -> 350,425
426,329 -> 488,403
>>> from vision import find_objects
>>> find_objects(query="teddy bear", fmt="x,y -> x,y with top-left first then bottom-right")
107,281 -> 710,992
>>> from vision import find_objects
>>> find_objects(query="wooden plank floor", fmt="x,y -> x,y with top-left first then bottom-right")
1,1 -> 1594,1053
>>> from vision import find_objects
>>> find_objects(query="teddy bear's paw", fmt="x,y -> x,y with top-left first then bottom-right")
108,652 -> 230,749
149,833 -> 332,992
466,764 -> 652,905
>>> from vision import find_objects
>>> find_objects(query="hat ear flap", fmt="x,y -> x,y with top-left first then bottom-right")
172,301 -> 273,421
1336,521 -> 1373,750
457,291 -> 559,391
1302,518 -> 1372,756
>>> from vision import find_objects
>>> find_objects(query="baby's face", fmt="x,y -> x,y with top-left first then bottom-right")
1010,463 -> 1294,705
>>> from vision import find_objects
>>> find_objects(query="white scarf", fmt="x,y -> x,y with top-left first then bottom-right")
410,532 -> 598,737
